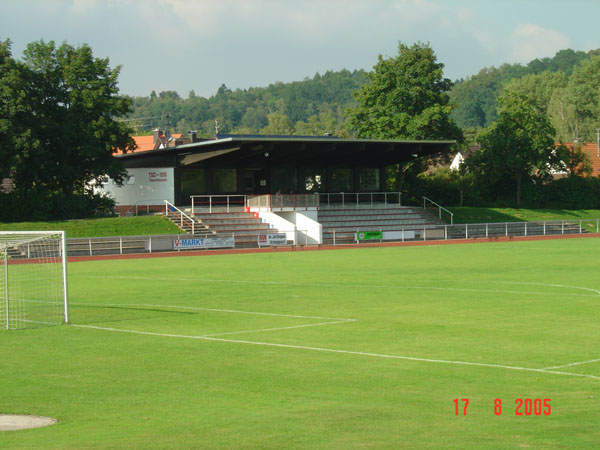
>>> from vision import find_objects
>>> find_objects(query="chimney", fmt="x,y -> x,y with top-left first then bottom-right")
188,130 -> 197,143
153,129 -> 163,145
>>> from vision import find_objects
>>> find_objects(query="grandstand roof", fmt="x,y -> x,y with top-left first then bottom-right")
117,134 -> 456,168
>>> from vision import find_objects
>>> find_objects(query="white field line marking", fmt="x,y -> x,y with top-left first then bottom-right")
70,323 -> 600,381
200,319 -> 355,338
135,303 -> 354,322
501,282 -> 600,296
70,302 -> 356,337
78,275 -> 600,298
543,358 -> 600,370
70,301 -> 354,322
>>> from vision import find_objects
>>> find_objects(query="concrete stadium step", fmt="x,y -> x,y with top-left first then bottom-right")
318,206 -> 445,240
193,212 -> 255,220
198,218 -> 265,226
320,218 -> 431,227
183,210 -> 281,247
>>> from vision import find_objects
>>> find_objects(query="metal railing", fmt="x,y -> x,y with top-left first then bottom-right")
165,200 -> 195,234
247,194 -> 319,210
322,219 -> 600,244
190,195 -> 246,214
423,196 -> 454,225
66,233 -> 235,256
59,218 -> 599,257
319,192 -> 401,208
124,199 -> 165,216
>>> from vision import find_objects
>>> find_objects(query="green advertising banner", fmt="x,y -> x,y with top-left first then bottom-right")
356,231 -> 383,241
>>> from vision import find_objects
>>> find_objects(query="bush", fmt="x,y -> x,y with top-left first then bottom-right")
0,191 -> 116,222
532,177 -> 600,209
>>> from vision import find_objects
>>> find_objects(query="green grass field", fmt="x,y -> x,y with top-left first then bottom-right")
1,238 -> 600,448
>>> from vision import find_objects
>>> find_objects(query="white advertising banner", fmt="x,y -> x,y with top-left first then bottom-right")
173,236 -> 235,250
258,233 -> 287,247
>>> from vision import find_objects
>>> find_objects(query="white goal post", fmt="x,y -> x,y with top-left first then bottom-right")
0,231 -> 68,330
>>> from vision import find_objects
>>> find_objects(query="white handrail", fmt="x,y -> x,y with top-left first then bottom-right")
124,198 -> 165,216
190,195 -> 247,214
319,192 -> 402,207
422,196 -> 454,225
164,200 -> 195,234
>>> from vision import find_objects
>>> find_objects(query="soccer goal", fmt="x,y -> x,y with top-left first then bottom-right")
0,231 -> 68,330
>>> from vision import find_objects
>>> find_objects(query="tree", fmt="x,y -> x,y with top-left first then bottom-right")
0,40 -> 135,219
502,72 -> 566,115
468,92 -> 557,206
261,113 -> 294,135
565,55 -> 600,141
346,42 -> 462,141
0,39 -> 25,181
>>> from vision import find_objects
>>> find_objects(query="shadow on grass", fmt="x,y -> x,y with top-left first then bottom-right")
71,303 -> 197,325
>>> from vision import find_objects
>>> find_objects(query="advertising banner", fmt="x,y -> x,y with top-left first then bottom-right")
258,233 -> 287,247
172,236 -> 235,250
356,231 -> 383,241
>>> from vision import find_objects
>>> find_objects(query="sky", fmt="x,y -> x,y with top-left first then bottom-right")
1,0 -> 599,98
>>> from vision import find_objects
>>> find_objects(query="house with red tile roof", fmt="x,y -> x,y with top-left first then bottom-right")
553,142 -> 600,178
115,129 -> 191,155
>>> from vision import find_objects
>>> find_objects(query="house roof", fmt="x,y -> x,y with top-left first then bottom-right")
115,134 -> 185,155
559,142 -> 600,177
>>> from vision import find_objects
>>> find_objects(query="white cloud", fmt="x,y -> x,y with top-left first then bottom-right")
509,24 -> 570,63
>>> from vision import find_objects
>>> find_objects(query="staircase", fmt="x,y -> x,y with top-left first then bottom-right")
193,211 -> 282,248
165,208 -> 211,235
318,205 -> 443,244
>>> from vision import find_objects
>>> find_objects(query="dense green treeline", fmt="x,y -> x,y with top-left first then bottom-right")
128,48 -> 600,140
128,69 -> 367,137
449,49 -> 596,129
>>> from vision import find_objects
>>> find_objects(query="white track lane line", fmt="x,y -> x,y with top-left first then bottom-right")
70,324 -> 600,381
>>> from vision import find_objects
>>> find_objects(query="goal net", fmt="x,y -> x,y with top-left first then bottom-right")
0,231 -> 68,330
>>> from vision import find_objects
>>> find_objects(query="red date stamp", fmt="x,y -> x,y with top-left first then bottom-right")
454,398 -> 551,416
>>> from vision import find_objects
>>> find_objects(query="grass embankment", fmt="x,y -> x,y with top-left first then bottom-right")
447,207 -> 600,228
0,215 -> 181,238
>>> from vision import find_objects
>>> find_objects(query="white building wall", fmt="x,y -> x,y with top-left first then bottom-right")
256,210 -> 322,245
99,168 -> 175,206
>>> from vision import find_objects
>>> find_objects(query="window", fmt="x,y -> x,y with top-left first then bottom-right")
181,168 -> 206,194
302,168 -> 324,192
359,168 -> 380,191
212,168 -> 237,193
272,167 -> 297,194
329,168 -> 353,192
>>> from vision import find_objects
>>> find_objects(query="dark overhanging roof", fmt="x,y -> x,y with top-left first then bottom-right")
117,135 -> 456,168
